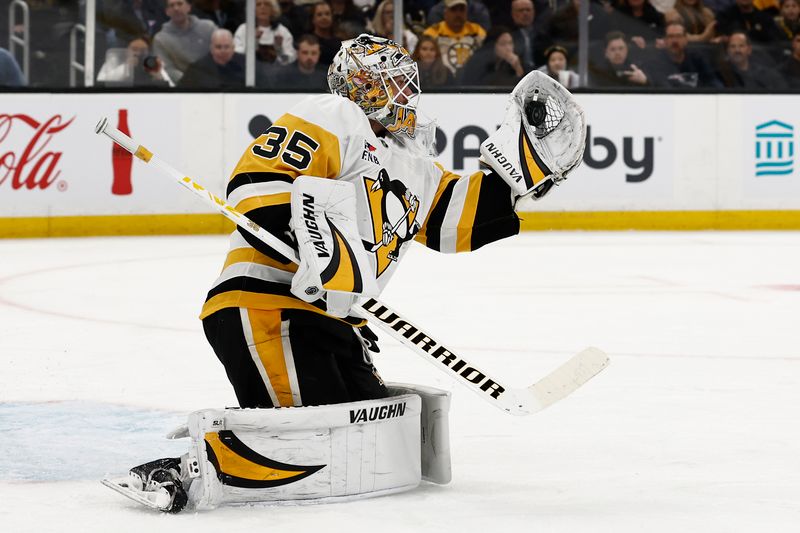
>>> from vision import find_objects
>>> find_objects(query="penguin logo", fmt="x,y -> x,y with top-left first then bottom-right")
363,169 -> 421,277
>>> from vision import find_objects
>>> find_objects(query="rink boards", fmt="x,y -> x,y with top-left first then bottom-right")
1,92 -> 799,237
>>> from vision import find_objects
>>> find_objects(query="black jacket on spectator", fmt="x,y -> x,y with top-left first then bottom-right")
278,3 -> 312,37
780,56 -> 800,87
274,63 -> 329,91
610,4 -> 666,45
101,0 -> 168,42
716,6 -> 782,43
648,48 -> 721,88
179,53 -> 246,88
459,46 -> 523,87
717,60 -> 788,88
511,26 -> 547,71
317,35 -> 343,66
589,59 -> 652,87
193,0 -> 244,33
548,2 -> 612,56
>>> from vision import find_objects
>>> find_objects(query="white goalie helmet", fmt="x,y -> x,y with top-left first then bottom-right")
328,34 -> 422,140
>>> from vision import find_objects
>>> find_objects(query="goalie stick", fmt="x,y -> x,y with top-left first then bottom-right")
94,117 -> 609,416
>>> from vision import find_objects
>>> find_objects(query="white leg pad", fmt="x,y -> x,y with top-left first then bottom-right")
387,383 -> 452,484
185,394 -> 422,509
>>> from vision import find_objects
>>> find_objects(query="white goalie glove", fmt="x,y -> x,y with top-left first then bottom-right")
290,176 -> 380,317
479,70 -> 587,201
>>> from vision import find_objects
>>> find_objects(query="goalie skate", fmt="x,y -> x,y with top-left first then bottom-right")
102,457 -> 188,513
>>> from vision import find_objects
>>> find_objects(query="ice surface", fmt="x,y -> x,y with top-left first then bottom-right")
1,232 -> 799,532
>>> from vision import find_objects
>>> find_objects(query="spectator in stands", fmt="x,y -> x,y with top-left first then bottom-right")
0,47 -> 25,87
589,31 -> 650,86
610,0 -> 666,49
369,0 -> 419,51
423,0 -> 487,76
647,21 -> 721,86
412,34 -> 455,87
310,1 -> 343,65
665,0 -> 717,42
775,0 -> 800,40
16,0 -> 80,87
277,0 -> 311,37
755,0 -> 781,14
97,35 -> 174,86
427,0 -> 491,31
459,26 -> 525,86
179,28 -> 245,87
274,34 -> 329,89
193,0 -> 244,33
233,0 -> 297,66
536,44 -> 580,87
704,0 -> 736,14
509,0 -> 544,71
331,0 -> 368,37
153,0 -> 217,82
780,32 -> 800,84
716,0 -> 782,43
716,31 -> 788,86
487,0 -> 552,35
548,0 -> 612,60
101,0 -> 169,43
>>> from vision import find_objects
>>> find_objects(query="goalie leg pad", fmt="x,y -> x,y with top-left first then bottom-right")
186,394 -> 422,509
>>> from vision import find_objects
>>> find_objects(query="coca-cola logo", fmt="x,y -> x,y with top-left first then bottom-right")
0,114 -> 75,191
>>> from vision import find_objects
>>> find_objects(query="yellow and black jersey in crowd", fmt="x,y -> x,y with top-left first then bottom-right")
422,21 -> 486,74
200,94 -> 519,325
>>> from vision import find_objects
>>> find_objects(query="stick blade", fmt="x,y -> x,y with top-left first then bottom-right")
526,347 -> 609,412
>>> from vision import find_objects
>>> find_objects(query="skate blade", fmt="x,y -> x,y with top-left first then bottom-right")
101,477 -> 171,511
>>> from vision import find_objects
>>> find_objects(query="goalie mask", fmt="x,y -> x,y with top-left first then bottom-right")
328,34 -> 421,139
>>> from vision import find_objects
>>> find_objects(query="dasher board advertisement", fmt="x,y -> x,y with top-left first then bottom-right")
0,95 -> 200,218
740,95 -> 800,202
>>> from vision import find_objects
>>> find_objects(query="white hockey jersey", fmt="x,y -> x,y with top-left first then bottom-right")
200,94 -> 519,324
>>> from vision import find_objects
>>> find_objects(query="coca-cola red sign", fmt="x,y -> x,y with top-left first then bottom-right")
0,113 -> 75,191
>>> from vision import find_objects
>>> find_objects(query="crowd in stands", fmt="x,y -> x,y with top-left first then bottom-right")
1,0 -> 799,89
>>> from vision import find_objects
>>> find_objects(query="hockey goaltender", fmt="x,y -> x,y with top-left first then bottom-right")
102,33 -> 590,513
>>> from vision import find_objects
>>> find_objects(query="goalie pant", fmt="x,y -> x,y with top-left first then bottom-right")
202,307 -> 386,408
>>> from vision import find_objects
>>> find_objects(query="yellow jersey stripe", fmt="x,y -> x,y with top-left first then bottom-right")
456,171 -> 483,252
234,193 -> 291,215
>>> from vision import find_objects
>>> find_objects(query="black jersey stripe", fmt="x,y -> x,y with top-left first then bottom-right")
227,172 -> 295,198
236,203 -> 296,262
471,171 -> 520,250
207,276 -> 300,301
